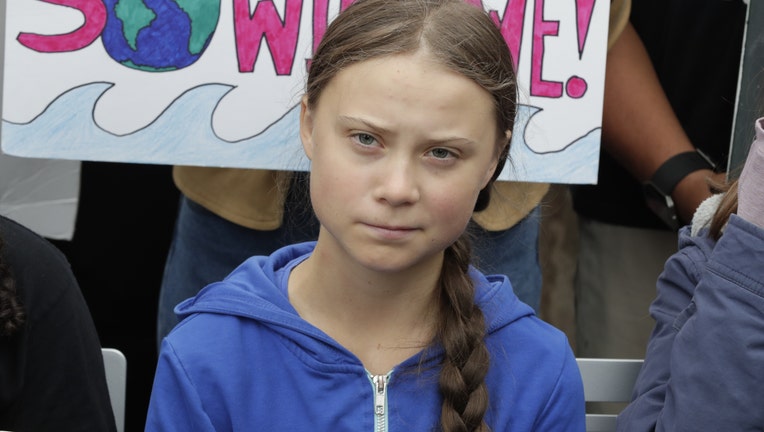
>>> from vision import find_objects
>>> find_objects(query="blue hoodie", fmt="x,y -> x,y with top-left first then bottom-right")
147,242 -> 584,431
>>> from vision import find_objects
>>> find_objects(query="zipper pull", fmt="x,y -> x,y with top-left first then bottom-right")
373,374 -> 387,416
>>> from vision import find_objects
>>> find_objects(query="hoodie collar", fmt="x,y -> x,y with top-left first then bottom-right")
175,242 -> 534,356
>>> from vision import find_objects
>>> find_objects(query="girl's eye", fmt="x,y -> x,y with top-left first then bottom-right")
430,148 -> 454,159
354,133 -> 377,146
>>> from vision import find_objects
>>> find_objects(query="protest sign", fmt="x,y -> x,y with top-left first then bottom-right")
2,0 -> 610,183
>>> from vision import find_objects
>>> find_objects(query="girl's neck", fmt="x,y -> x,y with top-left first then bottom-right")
288,244 -> 441,374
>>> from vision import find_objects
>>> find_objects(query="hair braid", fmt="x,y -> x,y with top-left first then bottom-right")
437,236 -> 491,432
0,234 -> 25,337
304,1 -> 515,428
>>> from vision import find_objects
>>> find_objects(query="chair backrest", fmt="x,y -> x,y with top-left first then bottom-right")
576,358 -> 643,432
102,348 -> 127,432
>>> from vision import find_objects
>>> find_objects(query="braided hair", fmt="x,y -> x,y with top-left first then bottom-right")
306,1 -> 517,429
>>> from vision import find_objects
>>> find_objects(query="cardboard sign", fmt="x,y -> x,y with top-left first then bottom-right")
2,0 -> 610,183
0,3 -> 79,240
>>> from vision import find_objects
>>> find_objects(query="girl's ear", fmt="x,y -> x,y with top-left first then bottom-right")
299,95 -> 315,160
481,130 -> 512,188
482,156 -> 499,188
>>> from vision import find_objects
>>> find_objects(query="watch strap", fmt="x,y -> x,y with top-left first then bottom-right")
649,150 -> 716,196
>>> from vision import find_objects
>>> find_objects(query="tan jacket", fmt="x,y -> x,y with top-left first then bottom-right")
174,166 -> 549,231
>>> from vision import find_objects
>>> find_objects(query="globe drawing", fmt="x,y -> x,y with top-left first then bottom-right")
101,0 -> 220,71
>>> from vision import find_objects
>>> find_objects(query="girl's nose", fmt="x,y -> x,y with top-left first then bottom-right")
372,159 -> 420,206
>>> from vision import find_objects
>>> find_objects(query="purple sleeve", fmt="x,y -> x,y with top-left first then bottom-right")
619,216 -> 764,431
657,215 -> 764,430
616,226 -> 706,431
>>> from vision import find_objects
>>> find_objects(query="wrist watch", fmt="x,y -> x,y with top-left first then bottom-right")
642,149 -> 717,230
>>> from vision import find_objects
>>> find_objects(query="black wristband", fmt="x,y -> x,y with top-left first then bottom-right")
649,150 -> 716,196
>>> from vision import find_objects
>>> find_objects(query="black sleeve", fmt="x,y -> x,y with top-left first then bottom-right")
0,216 -> 117,432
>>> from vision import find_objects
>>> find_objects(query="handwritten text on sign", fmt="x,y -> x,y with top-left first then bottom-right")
2,0 -> 610,183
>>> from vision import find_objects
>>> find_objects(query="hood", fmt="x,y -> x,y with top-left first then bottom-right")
174,242 -> 535,356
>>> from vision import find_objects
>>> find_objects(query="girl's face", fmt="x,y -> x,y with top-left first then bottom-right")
300,51 -> 505,275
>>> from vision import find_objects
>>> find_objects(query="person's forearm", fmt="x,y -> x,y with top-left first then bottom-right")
602,23 -> 693,178
602,23 -> 720,223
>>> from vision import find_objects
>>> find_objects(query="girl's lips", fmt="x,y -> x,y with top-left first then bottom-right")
372,224 -> 415,230
363,223 -> 418,240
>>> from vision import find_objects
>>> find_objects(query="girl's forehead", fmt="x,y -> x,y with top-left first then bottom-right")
327,51 -> 472,96
314,52 -> 500,145
341,49 -> 442,77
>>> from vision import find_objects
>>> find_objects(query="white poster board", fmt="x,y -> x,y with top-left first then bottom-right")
0,0 -> 80,240
2,0 -> 609,184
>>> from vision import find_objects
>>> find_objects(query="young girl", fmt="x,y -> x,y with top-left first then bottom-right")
147,1 -> 584,430
617,117 -> 764,431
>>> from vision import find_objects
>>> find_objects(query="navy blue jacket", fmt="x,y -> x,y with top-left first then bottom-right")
147,242 -> 584,431
618,214 -> 764,430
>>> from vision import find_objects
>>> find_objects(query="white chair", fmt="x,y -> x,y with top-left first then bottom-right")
102,348 -> 127,432
576,358 -> 643,432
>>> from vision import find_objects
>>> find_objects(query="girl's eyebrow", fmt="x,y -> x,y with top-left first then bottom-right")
337,115 -> 392,135
423,136 -> 477,147
337,115 -> 478,146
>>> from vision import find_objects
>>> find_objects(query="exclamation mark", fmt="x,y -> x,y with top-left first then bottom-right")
566,0 -> 595,99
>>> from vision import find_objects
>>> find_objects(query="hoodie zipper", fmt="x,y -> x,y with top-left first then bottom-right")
370,372 -> 391,432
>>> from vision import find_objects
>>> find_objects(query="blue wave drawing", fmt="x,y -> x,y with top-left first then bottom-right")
1,82 -> 599,183
508,106 -> 600,184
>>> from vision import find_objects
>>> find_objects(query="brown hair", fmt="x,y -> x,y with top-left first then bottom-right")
0,233 -> 25,337
305,0 -> 518,430
708,180 -> 738,241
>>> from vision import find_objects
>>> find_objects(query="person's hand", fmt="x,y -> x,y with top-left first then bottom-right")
737,118 -> 764,228
672,169 -> 726,226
